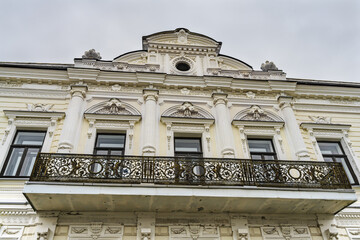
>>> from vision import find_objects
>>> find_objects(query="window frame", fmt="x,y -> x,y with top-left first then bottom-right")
300,122 -> 360,185
93,133 -> 126,156
0,130 -> 46,177
247,138 -> 278,160
174,137 -> 203,158
317,140 -> 359,185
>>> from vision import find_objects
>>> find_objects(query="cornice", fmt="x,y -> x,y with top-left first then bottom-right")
161,116 -> 214,125
84,113 -> 141,122
300,123 -> 351,131
3,110 -> 65,119
293,103 -> 360,113
1,65 -> 360,101
232,120 -> 284,128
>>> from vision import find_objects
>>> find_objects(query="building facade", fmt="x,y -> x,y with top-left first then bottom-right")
0,28 -> 359,240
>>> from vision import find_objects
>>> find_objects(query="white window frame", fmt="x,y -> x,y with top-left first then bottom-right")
301,122 -> 360,184
84,114 -> 141,155
232,121 -> 285,160
161,117 -> 214,157
0,110 -> 65,171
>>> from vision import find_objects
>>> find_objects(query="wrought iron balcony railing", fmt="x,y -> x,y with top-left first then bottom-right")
30,153 -> 352,189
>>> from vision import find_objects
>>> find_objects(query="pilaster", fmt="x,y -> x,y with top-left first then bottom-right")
278,96 -> 310,160
212,92 -> 235,158
142,89 -> 159,156
58,84 -> 87,153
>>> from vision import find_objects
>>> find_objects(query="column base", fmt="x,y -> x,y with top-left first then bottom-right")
221,148 -> 235,158
296,150 -> 311,161
142,145 -> 156,156
57,141 -> 73,153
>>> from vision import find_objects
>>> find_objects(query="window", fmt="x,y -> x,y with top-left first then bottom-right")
174,137 -> 203,183
94,134 -> 126,156
1,131 -> 46,177
248,139 -> 277,160
318,141 -> 358,185
174,138 -> 203,158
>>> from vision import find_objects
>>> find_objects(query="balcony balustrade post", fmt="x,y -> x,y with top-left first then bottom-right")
142,89 -> 159,156
212,93 -> 236,158
278,96 -> 310,160
58,85 -> 87,153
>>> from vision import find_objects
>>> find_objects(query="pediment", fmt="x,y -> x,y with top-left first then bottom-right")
233,105 -> 284,122
143,28 -> 221,50
161,102 -> 214,120
85,98 -> 141,116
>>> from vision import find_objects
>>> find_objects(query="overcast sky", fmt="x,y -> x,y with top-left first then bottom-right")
0,0 -> 359,82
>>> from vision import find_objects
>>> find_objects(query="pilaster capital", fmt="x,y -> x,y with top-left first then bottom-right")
70,85 -> 88,99
143,89 -> 159,102
212,92 -> 228,106
277,96 -> 293,109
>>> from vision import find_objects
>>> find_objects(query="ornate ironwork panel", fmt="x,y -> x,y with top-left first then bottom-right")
30,153 -> 351,189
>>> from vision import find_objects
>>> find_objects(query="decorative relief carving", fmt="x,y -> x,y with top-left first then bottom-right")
27,103 -> 54,112
0,226 -> 24,239
347,228 -> 360,240
245,91 -> 255,99
176,29 -> 188,44
308,116 -> 332,124
37,230 -> 49,240
69,224 -> 123,239
95,99 -> 130,115
169,226 -> 219,240
163,102 -> 214,119
180,88 -> 190,95
2,117 -> 14,145
234,105 -> 284,122
141,228 -> 151,240
261,226 -> 311,240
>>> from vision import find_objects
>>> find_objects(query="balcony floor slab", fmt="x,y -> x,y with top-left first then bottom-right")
23,182 -> 357,214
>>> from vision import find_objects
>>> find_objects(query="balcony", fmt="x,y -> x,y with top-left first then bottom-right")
23,153 -> 356,214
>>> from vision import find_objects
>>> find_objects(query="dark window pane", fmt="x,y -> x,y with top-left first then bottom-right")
175,138 -> 201,153
96,134 -> 125,148
14,132 -> 45,145
264,155 -> 275,160
3,148 -> 24,176
95,150 -> 108,155
336,157 -> 356,185
20,148 -> 40,176
110,150 -> 123,156
318,142 -> 343,155
250,154 -> 262,160
248,139 -> 274,153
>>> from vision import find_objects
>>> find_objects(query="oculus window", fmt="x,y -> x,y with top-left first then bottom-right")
1,131 -> 46,177
248,139 -> 277,160
318,141 -> 358,185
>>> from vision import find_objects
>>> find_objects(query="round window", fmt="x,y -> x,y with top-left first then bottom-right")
175,62 -> 191,71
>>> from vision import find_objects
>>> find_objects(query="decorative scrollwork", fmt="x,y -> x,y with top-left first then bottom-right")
31,153 -> 351,189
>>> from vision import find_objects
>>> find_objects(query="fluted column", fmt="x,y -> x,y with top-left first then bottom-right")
212,93 -> 235,158
58,85 -> 87,153
278,96 -> 310,160
142,89 -> 159,156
